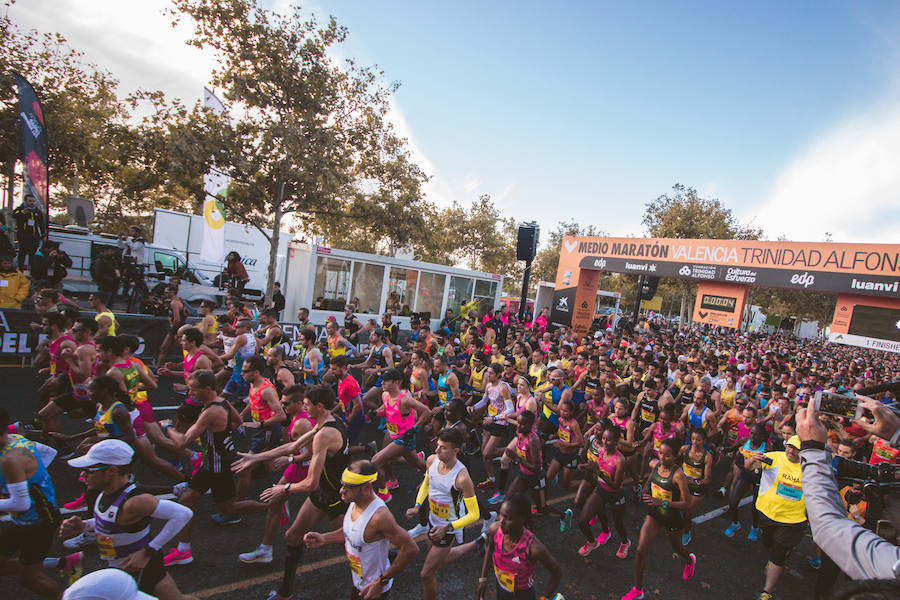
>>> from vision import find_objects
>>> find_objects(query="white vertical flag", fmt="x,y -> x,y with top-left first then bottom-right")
200,88 -> 228,264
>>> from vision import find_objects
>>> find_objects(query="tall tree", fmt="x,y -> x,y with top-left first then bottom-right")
169,0 -> 427,303
642,183 -> 763,323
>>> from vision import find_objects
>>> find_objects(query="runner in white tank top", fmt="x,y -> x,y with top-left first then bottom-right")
302,461 -> 419,600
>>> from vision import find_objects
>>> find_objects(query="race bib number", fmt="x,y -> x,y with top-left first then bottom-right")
652,437 -> 661,452
488,405 -> 498,417
346,552 -> 362,576
683,463 -> 702,479
516,446 -> 527,461
386,421 -> 399,435
429,498 -> 450,520
494,564 -> 516,592
96,533 -> 116,559
650,482 -> 672,502
776,479 -> 803,501
640,408 -> 655,423
558,428 -> 571,443
438,391 -> 448,405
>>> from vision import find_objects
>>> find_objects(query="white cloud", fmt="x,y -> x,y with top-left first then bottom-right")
750,104 -> 900,244
14,1 -> 216,109
462,174 -> 481,194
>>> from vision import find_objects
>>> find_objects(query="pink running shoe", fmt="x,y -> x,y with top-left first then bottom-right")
621,586 -> 644,600
616,539 -> 631,559
376,490 -> 392,502
596,530 -> 612,545
385,479 -> 400,490
163,548 -> 193,566
682,553 -> 696,581
64,493 -> 86,511
577,539 -> 600,557
59,552 -> 82,585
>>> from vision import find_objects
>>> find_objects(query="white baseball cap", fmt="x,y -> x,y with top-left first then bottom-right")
63,568 -> 155,600
68,439 -> 134,469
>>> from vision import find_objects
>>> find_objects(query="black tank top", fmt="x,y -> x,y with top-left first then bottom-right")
201,401 -> 235,473
344,314 -> 359,338
318,419 -> 350,496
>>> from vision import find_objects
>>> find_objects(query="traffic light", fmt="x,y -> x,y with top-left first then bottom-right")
640,276 -> 659,300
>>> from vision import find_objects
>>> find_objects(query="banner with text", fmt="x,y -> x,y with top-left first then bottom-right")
828,294 -> 900,354
14,73 -> 49,231
555,236 -> 900,297
200,88 -> 228,264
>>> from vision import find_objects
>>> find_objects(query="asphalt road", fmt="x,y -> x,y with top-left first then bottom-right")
3,370 -> 820,600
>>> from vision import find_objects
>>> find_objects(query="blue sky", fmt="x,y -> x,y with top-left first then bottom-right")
16,1 -> 900,245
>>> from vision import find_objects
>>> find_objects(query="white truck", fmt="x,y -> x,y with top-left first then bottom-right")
151,208 -> 291,300
49,225 -> 223,305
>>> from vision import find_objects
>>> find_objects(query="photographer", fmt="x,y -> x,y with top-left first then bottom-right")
117,225 -> 146,264
90,245 -> 120,307
796,397 -> 900,587
30,240 -> 72,288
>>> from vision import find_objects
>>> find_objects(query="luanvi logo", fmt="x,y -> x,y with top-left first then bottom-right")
789,272 -> 815,288
564,240 -> 578,253
850,278 -> 899,293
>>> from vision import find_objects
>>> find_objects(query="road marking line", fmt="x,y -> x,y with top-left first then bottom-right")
189,491 -> 752,597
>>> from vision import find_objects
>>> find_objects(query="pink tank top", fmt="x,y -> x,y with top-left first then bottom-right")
492,527 -> 536,592
49,334 -> 74,375
595,447 -> 622,492
248,380 -> 275,422
515,431 -> 541,475
183,351 -> 203,406
383,391 -> 414,439
652,423 -> 678,456
283,412 -> 315,483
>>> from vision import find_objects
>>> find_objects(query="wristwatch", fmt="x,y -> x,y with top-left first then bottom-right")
379,575 -> 390,588
283,483 -> 292,494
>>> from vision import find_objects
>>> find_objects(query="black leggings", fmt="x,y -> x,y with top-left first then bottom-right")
727,474 -> 760,527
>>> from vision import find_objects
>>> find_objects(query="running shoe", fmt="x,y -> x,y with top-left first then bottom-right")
280,502 -> 291,526
724,522 -> 741,537
407,523 -> 430,538
578,539 -> 601,557
477,478 -> 495,490
748,526 -> 761,541
560,508 -> 573,533
715,486 -> 726,498
239,546 -> 273,564
488,492 -> 505,504
172,482 -> 188,498
682,530 -> 692,546
376,490 -> 392,502
59,552 -> 82,585
808,556 -> 822,569
616,539 -> 631,559
385,479 -> 400,490
364,441 -> 378,456
757,592 -> 774,600
63,531 -> 96,551
63,493 -> 87,511
682,553 -> 696,581
210,513 -> 242,526
596,530 -> 612,545
190,452 -> 203,473
481,511 -> 498,536
266,591 -> 293,600
163,548 -> 193,566
621,586 -> 644,600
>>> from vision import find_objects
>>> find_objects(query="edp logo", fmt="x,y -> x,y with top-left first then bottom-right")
790,272 -> 815,288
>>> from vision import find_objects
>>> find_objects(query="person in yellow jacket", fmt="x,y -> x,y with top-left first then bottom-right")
744,435 -> 807,600
0,255 -> 30,308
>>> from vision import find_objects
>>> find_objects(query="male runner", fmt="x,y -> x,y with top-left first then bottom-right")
219,319 -> 257,406
406,428 -> 485,600
298,328 -> 323,385
304,460 -> 419,600
61,439 -> 193,600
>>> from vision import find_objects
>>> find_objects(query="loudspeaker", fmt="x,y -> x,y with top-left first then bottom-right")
517,224 -> 539,261
640,276 -> 660,300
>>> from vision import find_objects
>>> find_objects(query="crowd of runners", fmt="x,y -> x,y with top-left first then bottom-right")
2,295 -> 899,600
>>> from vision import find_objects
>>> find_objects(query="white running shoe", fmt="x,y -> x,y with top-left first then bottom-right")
239,546 -> 273,564
407,523 -> 430,538
63,531 -> 96,551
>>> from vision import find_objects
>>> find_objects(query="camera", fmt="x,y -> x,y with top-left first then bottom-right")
833,456 -> 900,488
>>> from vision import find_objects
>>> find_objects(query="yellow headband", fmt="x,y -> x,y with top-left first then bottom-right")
341,468 -> 378,486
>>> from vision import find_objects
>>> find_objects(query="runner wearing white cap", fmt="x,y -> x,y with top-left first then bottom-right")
60,439 -> 194,600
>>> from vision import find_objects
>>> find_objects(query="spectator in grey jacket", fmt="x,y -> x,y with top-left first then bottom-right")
796,398 -> 900,585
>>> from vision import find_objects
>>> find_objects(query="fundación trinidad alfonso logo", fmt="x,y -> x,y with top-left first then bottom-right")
679,266 -> 691,276
204,196 -> 226,230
